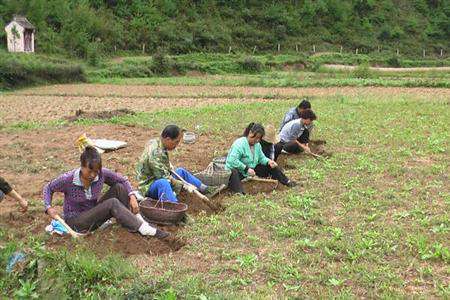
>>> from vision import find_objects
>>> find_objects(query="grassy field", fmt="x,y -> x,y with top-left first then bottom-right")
0,84 -> 449,298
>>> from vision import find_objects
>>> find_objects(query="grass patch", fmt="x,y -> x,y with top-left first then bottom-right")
91,73 -> 450,88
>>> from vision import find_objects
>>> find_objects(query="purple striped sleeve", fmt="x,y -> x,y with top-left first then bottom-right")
102,168 -> 134,194
43,172 -> 71,211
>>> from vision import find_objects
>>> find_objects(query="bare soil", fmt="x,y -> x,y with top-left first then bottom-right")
65,108 -> 135,122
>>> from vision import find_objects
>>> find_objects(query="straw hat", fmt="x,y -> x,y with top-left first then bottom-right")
262,124 -> 277,144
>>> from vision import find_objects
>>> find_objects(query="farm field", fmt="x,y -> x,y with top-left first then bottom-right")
0,83 -> 449,298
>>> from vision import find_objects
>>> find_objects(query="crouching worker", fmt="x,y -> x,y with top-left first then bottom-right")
226,123 -> 297,194
279,99 -> 313,131
0,176 -> 28,212
275,109 -> 317,160
43,146 -> 168,238
136,124 -> 221,203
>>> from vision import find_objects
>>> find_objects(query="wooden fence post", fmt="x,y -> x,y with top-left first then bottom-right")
313,45 -> 316,53
142,43 -> 145,54
277,43 -> 280,52
296,44 -> 298,52
228,46 -> 232,54
253,46 -> 257,54
396,49 -> 399,56
440,49 -> 443,57
355,48 -> 358,54
340,46 -> 343,54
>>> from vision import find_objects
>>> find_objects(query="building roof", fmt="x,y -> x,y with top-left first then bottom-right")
11,15 -> 35,30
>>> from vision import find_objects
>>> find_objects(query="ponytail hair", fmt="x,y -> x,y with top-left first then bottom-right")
243,122 -> 265,138
80,146 -> 102,170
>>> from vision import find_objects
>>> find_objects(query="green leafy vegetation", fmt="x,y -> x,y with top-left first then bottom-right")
0,50 -> 85,89
0,1 -> 448,57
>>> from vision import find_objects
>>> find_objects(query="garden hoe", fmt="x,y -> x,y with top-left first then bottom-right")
170,169 -> 223,212
54,215 -> 86,239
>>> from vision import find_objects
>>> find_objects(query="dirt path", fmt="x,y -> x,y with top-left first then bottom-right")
324,64 -> 450,72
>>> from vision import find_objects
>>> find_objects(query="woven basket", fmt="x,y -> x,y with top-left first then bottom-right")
139,199 -> 188,225
195,157 -> 231,186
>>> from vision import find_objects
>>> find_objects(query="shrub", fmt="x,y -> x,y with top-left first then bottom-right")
352,63 -> 373,78
151,49 -> 171,75
239,56 -> 263,73
387,56 -> 401,67
86,43 -> 102,67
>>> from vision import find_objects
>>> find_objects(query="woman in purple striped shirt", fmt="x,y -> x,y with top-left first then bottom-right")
43,146 -> 168,238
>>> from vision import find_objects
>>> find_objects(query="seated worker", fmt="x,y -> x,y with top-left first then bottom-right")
43,146 -> 168,238
136,124 -> 221,203
279,99 -> 315,138
0,176 -> 28,212
275,109 -> 317,160
225,123 -> 297,194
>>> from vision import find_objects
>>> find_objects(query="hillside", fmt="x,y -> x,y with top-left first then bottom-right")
0,0 -> 449,58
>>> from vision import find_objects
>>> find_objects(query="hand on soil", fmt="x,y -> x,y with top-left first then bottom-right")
46,207 -> 58,219
18,199 -> 28,213
248,168 -> 256,177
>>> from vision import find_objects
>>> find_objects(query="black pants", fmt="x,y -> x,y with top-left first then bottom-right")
228,165 -> 290,194
274,129 -> 309,160
66,183 -> 141,233
0,176 -> 13,194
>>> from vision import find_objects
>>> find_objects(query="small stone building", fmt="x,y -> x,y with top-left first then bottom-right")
5,16 -> 35,53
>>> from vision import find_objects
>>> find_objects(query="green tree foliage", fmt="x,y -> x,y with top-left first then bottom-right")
0,0 -> 448,56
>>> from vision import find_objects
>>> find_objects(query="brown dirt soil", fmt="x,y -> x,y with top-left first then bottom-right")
0,95 -> 276,124
0,123 -> 302,257
65,108 -> 135,122
12,84 -> 450,99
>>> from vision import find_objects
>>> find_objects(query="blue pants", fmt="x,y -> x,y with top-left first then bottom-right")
146,168 -> 203,202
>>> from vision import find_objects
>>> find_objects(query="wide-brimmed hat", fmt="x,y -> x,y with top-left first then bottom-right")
262,124 -> 277,144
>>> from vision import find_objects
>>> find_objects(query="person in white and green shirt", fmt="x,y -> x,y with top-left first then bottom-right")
275,109 -> 317,160
225,123 -> 297,194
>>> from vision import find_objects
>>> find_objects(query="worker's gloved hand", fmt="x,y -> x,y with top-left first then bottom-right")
183,184 -> 196,193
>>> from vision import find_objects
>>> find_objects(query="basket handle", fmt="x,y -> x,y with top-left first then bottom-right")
205,162 -> 214,176
154,193 -> 166,208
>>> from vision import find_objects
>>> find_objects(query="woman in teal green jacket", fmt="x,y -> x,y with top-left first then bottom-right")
226,123 -> 297,194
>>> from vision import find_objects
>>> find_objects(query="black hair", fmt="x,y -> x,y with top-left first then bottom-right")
161,124 -> 184,139
299,109 -> 317,120
298,99 -> 311,109
80,146 -> 102,170
243,122 -> 265,137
